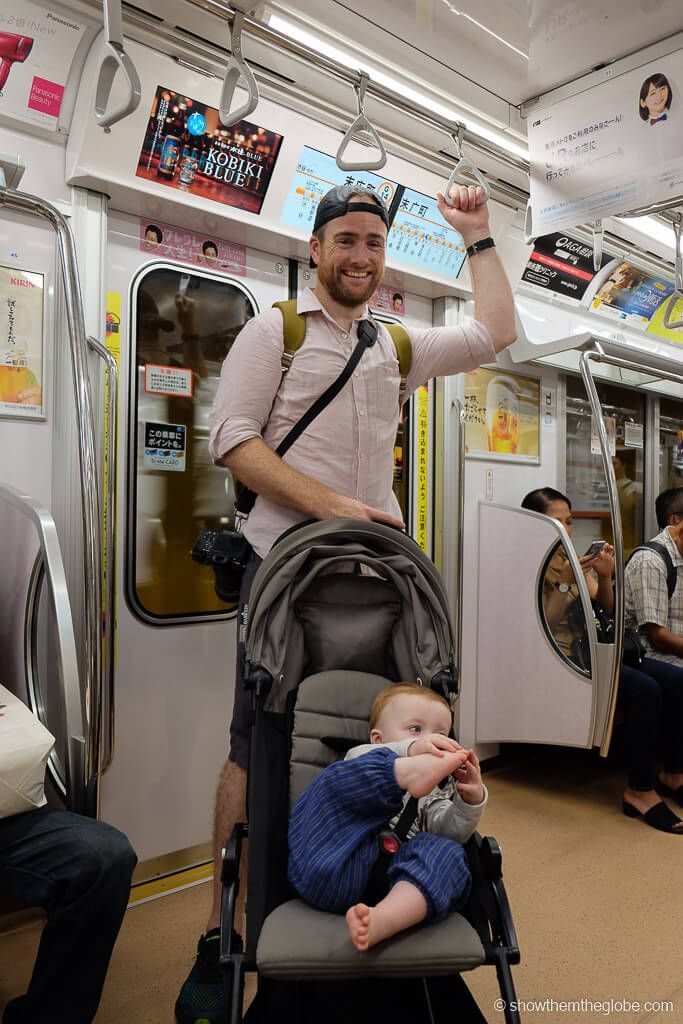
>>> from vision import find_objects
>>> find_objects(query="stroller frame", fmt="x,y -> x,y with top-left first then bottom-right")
218,521 -> 522,1024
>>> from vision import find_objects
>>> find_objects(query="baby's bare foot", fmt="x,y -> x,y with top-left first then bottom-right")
346,903 -> 371,951
394,750 -> 467,797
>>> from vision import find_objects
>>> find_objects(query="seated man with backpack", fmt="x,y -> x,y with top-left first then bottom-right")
622,486 -> 683,833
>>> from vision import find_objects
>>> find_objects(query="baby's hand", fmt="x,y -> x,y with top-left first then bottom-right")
408,733 -> 462,758
455,749 -> 485,805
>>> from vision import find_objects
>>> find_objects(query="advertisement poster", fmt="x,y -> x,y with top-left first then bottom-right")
0,265 -> 44,419
646,294 -> 683,344
143,421 -> 186,472
520,232 -> 609,304
0,1 -> 89,130
589,259 -> 675,331
529,51 -> 683,234
281,147 -> 466,278
139,218 -> 246,276
464,367 -> 540,462
136,86 -> 284,215
371,285 -> 405,315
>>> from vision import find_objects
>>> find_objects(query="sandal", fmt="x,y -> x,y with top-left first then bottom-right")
623,800 -> 683,834
655,778 -> 683,808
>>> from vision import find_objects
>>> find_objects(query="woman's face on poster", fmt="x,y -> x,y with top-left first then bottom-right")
642,80 -> 670,118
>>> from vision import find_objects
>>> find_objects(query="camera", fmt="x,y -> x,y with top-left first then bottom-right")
191,529 -> 251,603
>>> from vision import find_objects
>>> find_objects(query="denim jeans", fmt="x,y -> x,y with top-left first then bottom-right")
619,657 -> 683,791
0,805 -> 137,1024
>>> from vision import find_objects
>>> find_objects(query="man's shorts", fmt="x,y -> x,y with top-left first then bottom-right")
229,550 -> 263,770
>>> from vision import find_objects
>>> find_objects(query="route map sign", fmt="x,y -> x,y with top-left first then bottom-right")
281,147 -> 467,278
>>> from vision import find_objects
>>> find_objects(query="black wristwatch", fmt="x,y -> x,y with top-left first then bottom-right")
466,237 -> 496,258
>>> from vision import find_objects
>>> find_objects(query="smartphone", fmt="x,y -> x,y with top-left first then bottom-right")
584,540 -> 606,557
178,273 -> 191,297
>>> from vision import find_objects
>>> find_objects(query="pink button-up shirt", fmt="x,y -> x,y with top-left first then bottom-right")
209,288 -> 494,556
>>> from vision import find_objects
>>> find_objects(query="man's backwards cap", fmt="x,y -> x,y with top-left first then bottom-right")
310,185 -> 391,267
312,185 -> 391,234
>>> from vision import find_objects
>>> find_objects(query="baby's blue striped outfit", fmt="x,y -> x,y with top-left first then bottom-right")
288,746 -> 476,921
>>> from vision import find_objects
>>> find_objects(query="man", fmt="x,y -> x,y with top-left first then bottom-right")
622,486 -> 683,829
626,486 -> 683,664
0,806 -> 136,1022
175,181 -> 516,1023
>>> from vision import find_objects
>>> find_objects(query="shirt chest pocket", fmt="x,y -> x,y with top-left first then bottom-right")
366,356 -> 401,422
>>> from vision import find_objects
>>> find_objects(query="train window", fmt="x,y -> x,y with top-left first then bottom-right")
538,540 -> 592,676
565,377 -> 645,558
659,397 -> 683,495
128,265 -> 257,623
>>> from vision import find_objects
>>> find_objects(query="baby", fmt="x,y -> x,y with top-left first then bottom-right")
288,683 -> 487,950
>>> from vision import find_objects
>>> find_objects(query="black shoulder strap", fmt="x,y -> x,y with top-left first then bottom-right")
392,795 -> 420,843
628,541 -> 677,599
235,318 -> 378,518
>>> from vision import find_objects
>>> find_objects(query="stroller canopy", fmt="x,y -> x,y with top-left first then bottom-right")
244,520 -> 457,713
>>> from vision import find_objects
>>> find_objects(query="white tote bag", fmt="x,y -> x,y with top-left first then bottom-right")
0,683 -> 55,819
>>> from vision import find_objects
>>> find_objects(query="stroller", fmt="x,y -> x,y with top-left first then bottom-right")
219,520 -> 521,1023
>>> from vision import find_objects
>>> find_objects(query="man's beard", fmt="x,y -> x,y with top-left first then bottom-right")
316,261 -> 381,307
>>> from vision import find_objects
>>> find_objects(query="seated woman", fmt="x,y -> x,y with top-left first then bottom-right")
521,487 -> 615,663
521,486 -> 683,834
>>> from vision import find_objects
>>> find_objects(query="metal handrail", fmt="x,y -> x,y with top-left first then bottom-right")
219,8 -> 259,127
443,125 -> 491,206
95,0 -> 142,131
577,346 -> 623,757
576,340 -> 683,749
662,214 -> 683,330
87,334 -> 118,773
0,185 -> 103,816
336,71 -> 387,172
0,484 -> 86,813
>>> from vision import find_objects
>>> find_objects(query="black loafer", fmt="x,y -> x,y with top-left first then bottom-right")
623,800 -> 683,834
655,778 -> 683,808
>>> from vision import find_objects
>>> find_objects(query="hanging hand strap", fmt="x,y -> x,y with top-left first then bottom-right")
336,72 -> 387,172
235,319 -> 378,519
443,124 -> 490,206
219,9 -> 259,127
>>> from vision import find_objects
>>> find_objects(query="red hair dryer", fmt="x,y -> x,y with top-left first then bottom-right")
0,32 -> 33,91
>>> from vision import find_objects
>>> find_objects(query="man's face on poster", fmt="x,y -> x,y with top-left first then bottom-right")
144,227 -> 162,252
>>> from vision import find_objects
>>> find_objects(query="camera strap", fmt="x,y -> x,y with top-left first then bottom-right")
235,318 -> 379,520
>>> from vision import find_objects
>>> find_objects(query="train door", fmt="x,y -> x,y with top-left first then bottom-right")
102,211 -> 289,866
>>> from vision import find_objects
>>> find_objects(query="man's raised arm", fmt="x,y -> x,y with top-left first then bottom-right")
436,185 -> 516,353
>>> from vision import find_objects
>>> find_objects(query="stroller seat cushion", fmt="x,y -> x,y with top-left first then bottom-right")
290,671 -> 395,808
295,574 -> 400,678
256,899 -> 486,978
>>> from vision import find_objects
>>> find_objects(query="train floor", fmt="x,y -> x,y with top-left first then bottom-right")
1,744 -> 681,1024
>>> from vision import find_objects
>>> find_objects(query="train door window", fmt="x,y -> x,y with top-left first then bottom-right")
538,540 -> 592,675
565,377 -> 645,557
659,396 -> 683,495
128,265 -> 257,622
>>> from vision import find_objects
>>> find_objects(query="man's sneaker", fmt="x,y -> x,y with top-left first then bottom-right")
175,928 -> 241,1024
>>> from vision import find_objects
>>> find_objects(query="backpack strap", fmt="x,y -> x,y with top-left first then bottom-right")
272,299 -> 307,374
385,323 -> 412,406
628,541 -> 677,600
273,300 -> 413,403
